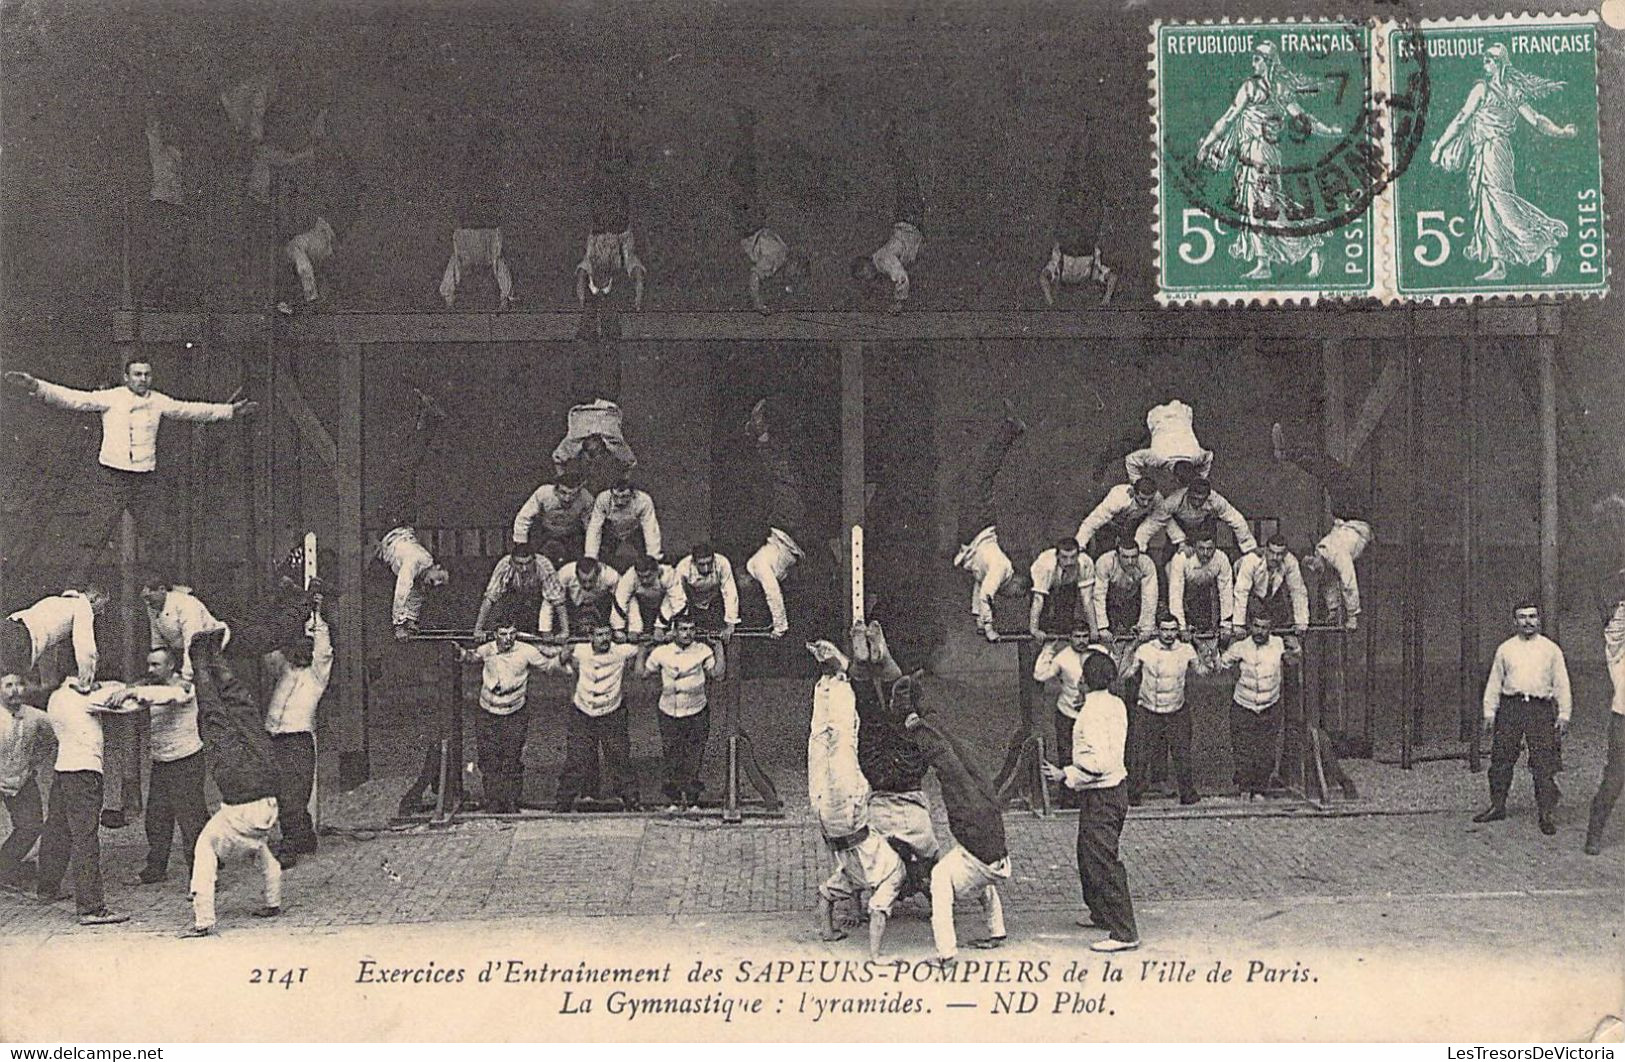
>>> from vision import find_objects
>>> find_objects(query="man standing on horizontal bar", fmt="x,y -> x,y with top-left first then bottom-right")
1477,602 -> 1571,836
952,405 -> 1028,643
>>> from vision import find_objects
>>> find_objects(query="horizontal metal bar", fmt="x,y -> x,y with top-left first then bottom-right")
408,627 -> 781,645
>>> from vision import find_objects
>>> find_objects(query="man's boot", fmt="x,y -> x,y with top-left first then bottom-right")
1471,803 -> 1507,823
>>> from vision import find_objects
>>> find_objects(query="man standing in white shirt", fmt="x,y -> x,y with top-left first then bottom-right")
37,678 -> 130,924
644,614 -> 720,809
1586,568 -> 1625,855
511,468 -> 595,560
730,106 -> 807,315
1123,399 -> 1213,485
5,359 -> 256,567
1233,536 -> 1310,643
1168,522 -> 1235,639
1075,479 -> 1163,557
1041,650 -> 1139,953
576,124 -> 647,312
614,555 -> 686,640
555,621 -> 642,811
3,587 -> 107,693
1476,602 -> 1572,835
1212,614 -> 1298,799
1033,626 -> 1097,808
585,474 -> 662,569
953,410 -> 1028,642
119,648 -> 208,885
850,120 -> 925,315
457,624 -> 561,815
743,398 -> 812,638
1121,613 -> 1206,806
0,673 -> 53,890
262,613 -> 334,860
1272,424 -> 1375,631
1030,537 -> 1096,646
1038,126 -> 1118,307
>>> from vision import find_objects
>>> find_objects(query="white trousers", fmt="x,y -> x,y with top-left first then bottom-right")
190,797 -> 281,930
819,831 -> 905,916
930,846 -> 1010,959
868,791 -> 941,860
746,529 -> 801,634
1315,518 -> 1372,624
552,400 -> 637,468
439,228 -> 513,307
285,219 -> 335,302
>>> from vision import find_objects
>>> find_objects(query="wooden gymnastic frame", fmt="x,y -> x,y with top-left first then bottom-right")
108,304 -> 1564,801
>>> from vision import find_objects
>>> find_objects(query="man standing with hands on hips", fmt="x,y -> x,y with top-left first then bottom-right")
1476,601 -> 1571,836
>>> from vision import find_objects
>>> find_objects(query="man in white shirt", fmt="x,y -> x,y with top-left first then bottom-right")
585,474 -> 662,569
1030,537 -> 1097,646
1124,399 -> 1213,485
1041,650 -> 1139,953
576,124 -> 647,312
674,543 -> 740,642
3,587 -> 107,693
1121,614 -> 1206,806
555,621 -> 643,811
37,679 -> 130,924
953,411 -> 1027,642
743,398 -> 812,638
1168,523 -> 1235,639
376,393 -> 451,640
1038,126 -> 1118,307
1033,626 -> 1098,807
551,556 -> 621,633
1212,614 -> 1297,799
119,648 -> 208,885
1075,479 -> 1163,556
474,541 -> 567,637
457,624 -> 561,814
644,614 -> 721,809
807,639 -> 903,959
440,121 -> 516,311
1586,568 -> 1625,855
731,106 -> 807,315
1093,538 -> 1159,653
263,613 -> 334,859
5,360 -> 255,566
1138,477 -> 1257,556
1272,424 -> 1374,631
1476,602 -> 1572,835
0,672 -> 53,889
553,399 -> 639,475
849,120 -> 925,315
1233,536 -> 1310,643
140,574 -> 230,680
511,468 -> 595,559
614,555 -> 687,639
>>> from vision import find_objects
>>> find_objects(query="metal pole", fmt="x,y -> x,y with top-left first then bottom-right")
1537,332 -> 1560,641
1462,329 -> 1482,771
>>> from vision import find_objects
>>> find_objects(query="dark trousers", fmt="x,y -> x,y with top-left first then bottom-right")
890,134 -> 924,229
555,707 -> 635,806
1588,713 -> 1625,843
1183,586 -> 1220,635
1054,709 -> 1079,809
476,706 -> 530,813
1129,705 -> 1197,801
1230,700 -> 1283,794
1,619 -> 34,678
143,751 -> 209,875
1055,134 -> 1103,254
141,200 -> 195,309
600,529 -> 649,572
37,771 -> 105,914
1075,784 -> 1138,943
83,465 -> 166,576
756,435 -> 809,543
271,733 -> 317,852
0,775 -> 44,879
1285,447 -> 1370,521
658,708 -> 711,804
955,419 -> 1022,546
1487,696 -> 1561,813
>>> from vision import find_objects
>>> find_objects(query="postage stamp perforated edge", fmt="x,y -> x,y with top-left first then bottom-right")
1150,16 -> 1383,307
1374,10 -> 1609,304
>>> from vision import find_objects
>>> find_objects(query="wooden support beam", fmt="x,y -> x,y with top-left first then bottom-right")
1343,351 -> 1404,463
272,361 -> 341,476
334,343 -> 369,786
1462,328 -> 1482,769
1538,332 -> 1560,640
841,341 -> 865,628
113,306 -> 1551,346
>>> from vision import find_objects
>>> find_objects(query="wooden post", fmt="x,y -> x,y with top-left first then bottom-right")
1401,330 -> 1419,769
335,344 -> 369,787
1461,329 -> 1481,770
841,341 -> 865,626
1537,333 -> 1560,641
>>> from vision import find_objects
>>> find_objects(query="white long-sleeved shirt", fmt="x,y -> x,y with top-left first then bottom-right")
1233,553 -> 1310,629
123,678 -> 202,762
955,526 -> 1013,631
33,381 -> 234,473
377,527 -> 438,627
547,562 -> 621,633
48,681 -> 123,774
511,484 -> 595,545
1138,487 -> 1257,553
612,565 -> 686,633
1216,636 -> 1289,713
147,126 -> 184,206
1093,552 -> 1158,634
870,222 -> 923,302
743,228 -> 791,290
674,554 -> 741,627
1482,634 -> 1573,723
1124,400 -> 1212,481
474,640 -> 557,716
1315,519 -> 1373,619
477,554 -> 565,631
1062,689 -> 1128,790
1033,644 -> 1086,719
1075,484 -> 1162,549
1124,641 -> 1202,713
8,592 -> 97,689
0,705 -> 52,796
568,642 -> 640,717
148,587 -> 230,679
263,615 -> 335,735
585,490 -> 662,560
643,641 -> 717,718
1030,549 -> 1095,612
1168,550 -> 1235,628
808,672 -> 869,836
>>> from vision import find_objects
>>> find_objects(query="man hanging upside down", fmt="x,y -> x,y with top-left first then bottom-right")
850,120 -> 925,315
1039,121 -> 1118,306
953,404 -> 1029,642
1272,422 -> 1373,631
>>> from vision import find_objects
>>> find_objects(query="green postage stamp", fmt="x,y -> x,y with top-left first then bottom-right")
1151,13 -> 1606,304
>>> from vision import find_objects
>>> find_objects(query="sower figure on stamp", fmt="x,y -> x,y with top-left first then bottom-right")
850,120 -> 925,315
1585,565 -> 1625,855
807,639 -> 904,959
440,119 -> 516,310
742,398 -> 814,639
1039,121 -> 1118,306
899,673 -> 1011,967
952,405 -> 1029,643
1271,423 -> 1374,631
1195,41 -> 1342,281
1476,602 -> 1571,836
730,106 -> 807,315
